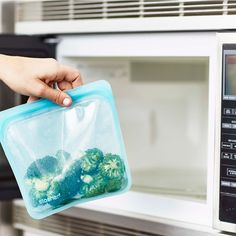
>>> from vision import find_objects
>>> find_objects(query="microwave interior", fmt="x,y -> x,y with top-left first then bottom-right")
62,56 -> 209,202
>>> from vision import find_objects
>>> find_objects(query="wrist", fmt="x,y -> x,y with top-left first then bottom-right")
0,54 -> 8,81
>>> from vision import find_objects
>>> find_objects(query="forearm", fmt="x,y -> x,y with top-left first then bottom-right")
0,54 -> 9,81
0,54 -> 18,82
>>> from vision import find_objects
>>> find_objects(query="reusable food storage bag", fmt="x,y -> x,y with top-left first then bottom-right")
0,80 -> 131,219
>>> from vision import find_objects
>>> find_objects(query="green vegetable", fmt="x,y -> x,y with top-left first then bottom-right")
81,174 -> 94,184
33,177 -> 51,192
80,157 -> 97,173
80,148 -> 104,173
47,159 -> 82,207
47,174 -> 81,207
85,148 -> 104,164
25,148 -> 127,209
29,188 -> 47,208
80,174 -> 106,198
99,154 -> 125,180
68,159 -> 83,179
26,155 -> 60,179
106,178 -> 126,192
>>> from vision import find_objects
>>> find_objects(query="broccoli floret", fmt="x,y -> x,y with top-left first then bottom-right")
27,175 -> 57,208
27,158 -> 83,208
98,154 -> 125,180
106,177 -> 127,192
85,148 -> 104,164
25,163 -> 41,179
67,159 -> 82,179
29,188 -> 48,208
47,160 -> 82,207
81,174 -> 94,184
26,149 -> 126,208
80,174 -> 106,198
33,177 -> 51,192
80,157 -> 97,173
47,176 -> 81,207
25,175 -> 52,190
25,155 -> 60,179
56,150 -> 71,165
25,156 -> 61,208
80,148 -> 103,173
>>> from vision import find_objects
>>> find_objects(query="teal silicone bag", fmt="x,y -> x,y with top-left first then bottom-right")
0,80 -> 131,219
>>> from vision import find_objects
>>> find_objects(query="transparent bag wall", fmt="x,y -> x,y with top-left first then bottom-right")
1,81 -> 131,219
64,57 -> 209,200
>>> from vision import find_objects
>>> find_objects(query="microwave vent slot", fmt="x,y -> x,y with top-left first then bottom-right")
13,204 -> 159,236
16,0 -> 235,22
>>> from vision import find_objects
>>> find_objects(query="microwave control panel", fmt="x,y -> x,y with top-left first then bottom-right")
220,45 -> 236,223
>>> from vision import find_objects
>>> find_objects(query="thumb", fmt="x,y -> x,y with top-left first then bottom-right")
39,85 -> 72,106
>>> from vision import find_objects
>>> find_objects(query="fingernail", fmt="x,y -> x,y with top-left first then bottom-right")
63,97 -> 71,106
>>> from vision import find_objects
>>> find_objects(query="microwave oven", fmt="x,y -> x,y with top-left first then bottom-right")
3,31 -> 236,234
10,0 -> 236,234
55,32 -> 215,230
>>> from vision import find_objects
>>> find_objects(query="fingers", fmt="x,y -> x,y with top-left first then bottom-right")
46,87 -> 72,106
56,64 -> 83,88
29,60 -> 83,106
27,96 -> 38,103
57,80 -> 73,91
35,82 -> 72,106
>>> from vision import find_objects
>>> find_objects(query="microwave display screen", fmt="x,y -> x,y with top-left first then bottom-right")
225,55 -> 236,96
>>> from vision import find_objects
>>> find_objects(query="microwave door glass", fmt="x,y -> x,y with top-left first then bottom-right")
61,57 -> 209,201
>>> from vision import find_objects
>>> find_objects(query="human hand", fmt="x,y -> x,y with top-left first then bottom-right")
0,54 -> 82,106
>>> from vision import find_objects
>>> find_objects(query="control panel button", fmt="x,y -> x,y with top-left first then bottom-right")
227,168 -> 236,177
221,181 -> 236,188
222,152 -> 232,159
221,181 -> 231,187
232,124 -> 236,129
233,144 -> 236,149
222,142 -> 233,149
222,123 -> 233,129
224,108 -> 233,115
